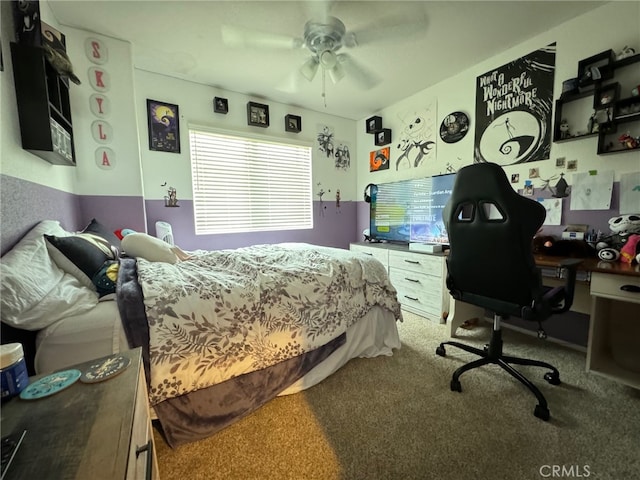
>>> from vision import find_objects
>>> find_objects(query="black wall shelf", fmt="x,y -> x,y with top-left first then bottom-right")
553,49 -> 640,155
10,42 -> 76,166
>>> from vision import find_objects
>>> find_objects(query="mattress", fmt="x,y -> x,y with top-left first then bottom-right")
35,301 -> 401,393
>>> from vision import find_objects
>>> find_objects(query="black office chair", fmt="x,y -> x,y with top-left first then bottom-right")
435,162 -> 580,421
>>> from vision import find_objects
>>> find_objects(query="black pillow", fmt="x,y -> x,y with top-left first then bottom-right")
83,218 -> 121,249
44,219 -> 120,290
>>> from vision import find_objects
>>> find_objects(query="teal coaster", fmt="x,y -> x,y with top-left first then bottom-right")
19,369 -> 81,400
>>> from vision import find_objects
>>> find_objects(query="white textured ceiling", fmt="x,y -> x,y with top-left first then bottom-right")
49,0 -> 606,120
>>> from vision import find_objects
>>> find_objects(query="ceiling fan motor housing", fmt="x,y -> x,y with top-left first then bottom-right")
303,16 -> 346,54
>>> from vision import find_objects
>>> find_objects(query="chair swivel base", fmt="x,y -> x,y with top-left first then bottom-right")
435,329 -> 560,421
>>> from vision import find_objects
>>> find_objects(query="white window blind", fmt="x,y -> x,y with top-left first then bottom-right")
189,127 -> 313,235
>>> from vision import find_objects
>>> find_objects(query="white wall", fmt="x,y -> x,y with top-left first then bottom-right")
356,2 -> 640,194
133,70 -> 358,203
63,28 -> 144,197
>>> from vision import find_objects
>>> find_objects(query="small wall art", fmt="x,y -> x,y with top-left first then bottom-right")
374,128 -> 392,146
247,101 -> 269,127
370,147 -> 390,172
366,116 -> 382,134
285,114 -> 301,133
147,99 -> 180,153
214,97 -> 228,114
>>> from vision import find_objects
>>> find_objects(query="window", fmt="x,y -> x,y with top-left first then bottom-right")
189,127 -> 313,235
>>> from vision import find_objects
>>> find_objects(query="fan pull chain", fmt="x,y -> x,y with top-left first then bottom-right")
322,68 -> 327,108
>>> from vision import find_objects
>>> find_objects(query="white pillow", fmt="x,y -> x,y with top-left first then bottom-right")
1,220 -> 98,330
121,233 -> 181,263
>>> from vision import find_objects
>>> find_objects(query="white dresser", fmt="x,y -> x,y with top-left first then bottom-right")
350,242 -> 448,323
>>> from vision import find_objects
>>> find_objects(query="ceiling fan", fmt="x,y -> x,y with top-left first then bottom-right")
221,3 -> 427,101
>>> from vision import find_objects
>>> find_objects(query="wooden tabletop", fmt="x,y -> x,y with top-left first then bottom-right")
533,254 -> 640,278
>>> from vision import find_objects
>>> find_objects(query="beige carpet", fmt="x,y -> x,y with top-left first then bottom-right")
154,311 -> 640,480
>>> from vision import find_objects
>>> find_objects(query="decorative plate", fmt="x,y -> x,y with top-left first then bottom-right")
80,354 -> 130,383
19,369 -> 81,400
439,111 -> 470,143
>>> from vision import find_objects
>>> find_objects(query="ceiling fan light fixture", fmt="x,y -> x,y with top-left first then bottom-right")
300,57 -> 319,81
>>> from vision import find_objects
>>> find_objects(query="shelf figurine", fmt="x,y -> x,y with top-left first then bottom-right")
559,119 -> 570,139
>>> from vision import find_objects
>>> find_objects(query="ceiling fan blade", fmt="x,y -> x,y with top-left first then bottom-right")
328,62 -> 345,84
221,25 -> 303,50
275,69 -> 306,93
344,15 -> 428,48
299,56 -> 320,82
337,53 -> 381,90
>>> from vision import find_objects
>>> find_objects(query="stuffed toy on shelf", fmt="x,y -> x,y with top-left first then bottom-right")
595,214 -> 640,263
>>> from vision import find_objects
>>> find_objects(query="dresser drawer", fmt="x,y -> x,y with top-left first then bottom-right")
389,269 -> 444,319
591,272 -> 640,304
350,244 -> 389,269
388,250 -> 443,277
389,268 -> 443,295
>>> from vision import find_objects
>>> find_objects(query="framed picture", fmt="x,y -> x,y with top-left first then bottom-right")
147,99 -> 180,153
374,128 -> 392,146
366,116 -> 382,134
213,97 -> 228,114
285,114 -> 301,133
247,101 -> 269,127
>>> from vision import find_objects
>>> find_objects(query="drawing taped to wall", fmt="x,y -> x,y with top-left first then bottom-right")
316,124 -> 335,158
334,142 -> 351,170
474,43 -> 556,165
394,102 -> 437,171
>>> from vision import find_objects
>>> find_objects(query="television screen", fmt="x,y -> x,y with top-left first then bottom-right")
369,173 -> 456,244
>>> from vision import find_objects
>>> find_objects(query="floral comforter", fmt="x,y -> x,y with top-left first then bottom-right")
135,243 -> 402,404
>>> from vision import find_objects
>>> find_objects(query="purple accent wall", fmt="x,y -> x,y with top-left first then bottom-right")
527,182 -> 621,238
1,175 -> 82,255
144,199 -> 360,250
79,195 -> 147,234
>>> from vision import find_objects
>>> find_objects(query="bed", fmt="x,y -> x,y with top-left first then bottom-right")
1,220 -> 402,447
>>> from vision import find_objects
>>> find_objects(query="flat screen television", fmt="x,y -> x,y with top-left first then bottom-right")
369,173 -> 456,245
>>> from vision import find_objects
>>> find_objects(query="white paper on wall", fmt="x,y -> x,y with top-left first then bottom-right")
539,197 -> 562,225
570,170 -> 614,210
619,172 -> 640,214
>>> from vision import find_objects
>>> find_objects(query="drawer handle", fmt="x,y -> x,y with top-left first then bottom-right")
405,277 -> 420,283
404,295 -> 419,301
620,285 -> 640,293
363,252 -> 373,256
404,260 -> 420,264
136,440 -> 154,480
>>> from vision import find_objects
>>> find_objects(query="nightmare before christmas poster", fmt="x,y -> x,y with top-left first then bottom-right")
474,43 -> 556,165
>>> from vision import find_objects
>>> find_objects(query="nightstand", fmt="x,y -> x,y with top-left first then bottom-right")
0,347 -> 159,479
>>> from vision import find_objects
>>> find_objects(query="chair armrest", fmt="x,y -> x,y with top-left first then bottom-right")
552,258 -> 583,314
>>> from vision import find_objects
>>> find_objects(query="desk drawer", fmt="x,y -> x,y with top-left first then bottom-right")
591,272 -> 640,304
388,250 -> 443,277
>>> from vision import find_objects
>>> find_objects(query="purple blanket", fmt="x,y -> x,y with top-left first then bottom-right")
116,258 -> 345,447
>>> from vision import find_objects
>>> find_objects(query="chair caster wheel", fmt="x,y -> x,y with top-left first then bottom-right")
534,404 -> 550,421
483,344 -> 489,353
436,345 -> 446,357
544,372 -> 561,385
450,379 -> 462,392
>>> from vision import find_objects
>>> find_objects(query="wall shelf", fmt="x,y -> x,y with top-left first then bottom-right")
554,49 -> 640,155
10,42 -> 76,166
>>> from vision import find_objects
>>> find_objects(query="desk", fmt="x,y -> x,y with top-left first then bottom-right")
447,256 -> 640,388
